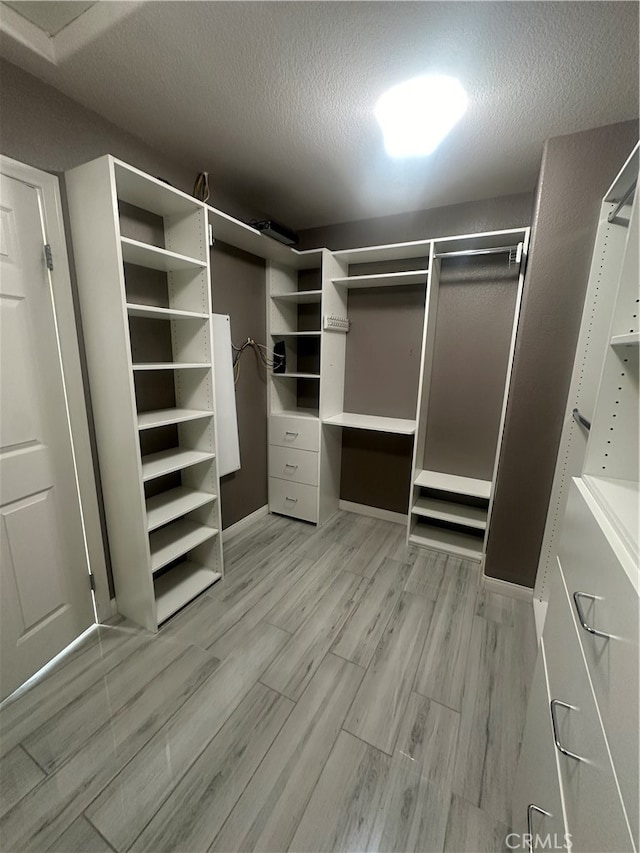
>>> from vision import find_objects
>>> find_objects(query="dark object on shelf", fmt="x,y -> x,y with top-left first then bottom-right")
250,219 -> 299,246
273,341 -> 286,373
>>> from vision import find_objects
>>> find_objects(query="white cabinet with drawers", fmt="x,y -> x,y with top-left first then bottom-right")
515,146 -> 639,853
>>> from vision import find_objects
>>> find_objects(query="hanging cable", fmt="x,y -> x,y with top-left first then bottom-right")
231,337 -> 284,384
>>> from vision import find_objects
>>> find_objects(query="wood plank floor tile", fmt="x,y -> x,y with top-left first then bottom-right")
293,511 -> 373,562
263,550 -> 342,634
452,615 -> 533,827
0,627 -> 145,758
261,571 -> 366,701
475,589 -> 518,625
23,634 -> 185,773
394,692 -> 460,790
443,793 -> 510,852
340,521 -> 406,579
331,557 -> 412,668
414,559 -> 478,710
0,745 -> 45,818
0,647 -> 219,852
211,653 -> 365,853
130,684 -> 293,853
404,550 -> 451,601
48,816 -> 114,852
288,730 -> 391,852
86,622 -> 289,852
344,592 -> 433,754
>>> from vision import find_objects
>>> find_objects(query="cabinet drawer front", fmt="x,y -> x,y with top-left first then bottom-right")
513,640 -> 568,851
544,560 -> 633,853
269,445 -> 318,486
268,416 -> 320,452
559,479 -> 639,844
269,477 -> 318,523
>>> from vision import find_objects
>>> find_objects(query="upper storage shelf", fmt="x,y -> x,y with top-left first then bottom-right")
120,237 -> 206,272
114,159 -> 202,218
331,269 -> 430,288
333,239 -> 432,265
323,412 -> 416,435
414,469 -> 492,500
271,289 -> 322,303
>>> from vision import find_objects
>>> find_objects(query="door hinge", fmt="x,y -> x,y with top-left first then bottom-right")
44,244 -> 53,271
88,573 -> 96,592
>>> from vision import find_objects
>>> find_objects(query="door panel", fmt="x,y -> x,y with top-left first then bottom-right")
0,173 -> 94,701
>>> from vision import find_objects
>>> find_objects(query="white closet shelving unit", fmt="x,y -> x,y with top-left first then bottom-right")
514,146 -> 638,853
408,229 -> 530,562
65,156 -> 223,631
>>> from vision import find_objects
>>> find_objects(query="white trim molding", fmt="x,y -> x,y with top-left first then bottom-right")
482,573 -> 534,602
338,500 -> 407,526
0,155 -> 112,622
222,505 -> 269,543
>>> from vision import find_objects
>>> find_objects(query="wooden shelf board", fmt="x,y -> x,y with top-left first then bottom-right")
333,239 -> 432,264
207,206 -> 322,269
409,526 -> 484,562
272,372 -> 321,379
137,408 -> 213,430
332,269 -> 430,288
132,362 -> 211,371
146,487 -> 217,532
271,290 -> 322,304
611,332 -> 640,346
120,237 -> 205,272
271,331 -> 322,337
126,303 -> 208,321
271,408 -> 319,420
414,469 -> 491,500
411,497 -> 487,530
323,412 -> 416,435
114,159 -> 203,217
150,519 -> 219,573
141,448 -> 215,481
583,475 -> 639,563
154,561 -> 221,624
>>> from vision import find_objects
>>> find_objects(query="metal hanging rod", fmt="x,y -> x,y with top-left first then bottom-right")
607,180 -> 636,226
435,243 -> 522,261
572,408 -> 591,431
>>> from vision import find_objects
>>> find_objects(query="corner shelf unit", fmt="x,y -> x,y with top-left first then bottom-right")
65,155 -> 223,631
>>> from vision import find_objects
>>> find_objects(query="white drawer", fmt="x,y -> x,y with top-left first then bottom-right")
544,560 -> 634,853
559,479 -> 639,846
269,477 -> 318,523
513,640 -> 568,851
269,445 -> 318,487
268,415 -> 320,452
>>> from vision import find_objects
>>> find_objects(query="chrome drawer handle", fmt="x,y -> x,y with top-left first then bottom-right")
285,496 -> 298,503
550,699 -> 583,761
527,804 -> 552,851
285,463 -> 299,469
573,591 -> 610,639
284,431 -> 299,438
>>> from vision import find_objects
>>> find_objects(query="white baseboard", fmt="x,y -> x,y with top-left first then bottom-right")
482,574 -> 534,602
222,505 -> 269,543
338,500 -> 407,526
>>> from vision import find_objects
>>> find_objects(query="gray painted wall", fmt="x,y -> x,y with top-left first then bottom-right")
485,120 -> 639,587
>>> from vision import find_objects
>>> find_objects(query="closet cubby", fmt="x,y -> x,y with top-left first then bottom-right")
65,155 -> 223,631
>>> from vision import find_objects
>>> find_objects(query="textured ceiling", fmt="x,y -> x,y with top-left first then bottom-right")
0,1 -> 638,229
3,2 -> 95,36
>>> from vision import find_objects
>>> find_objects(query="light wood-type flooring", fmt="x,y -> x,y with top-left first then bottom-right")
0,511 -> 537,852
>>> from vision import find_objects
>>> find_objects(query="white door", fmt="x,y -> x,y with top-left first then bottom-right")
0,173 -> 95,701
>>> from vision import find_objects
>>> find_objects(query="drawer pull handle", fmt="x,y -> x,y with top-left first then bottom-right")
550,699 -> 583,761
285,496 -> 298,503
284,431 -> 299,438
573,591 -> 610,639
285,463 -> 299,469
527,804 -> 552,850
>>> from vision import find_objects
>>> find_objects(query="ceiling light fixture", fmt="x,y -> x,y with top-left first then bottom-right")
374,75 -> 468,158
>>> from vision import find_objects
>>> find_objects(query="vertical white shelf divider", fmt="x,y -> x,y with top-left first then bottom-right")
65,155 -> 223,631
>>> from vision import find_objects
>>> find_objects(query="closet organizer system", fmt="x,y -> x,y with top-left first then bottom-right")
514,146 -> 638,852
65,154 -> 528,630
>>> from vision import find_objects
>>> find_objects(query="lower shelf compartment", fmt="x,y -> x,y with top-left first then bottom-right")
154,561 -> 221,624
149,519 -> 219,573
409,523 -> 485,562
411,496 -> 487,530
145,487 -> 217,532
